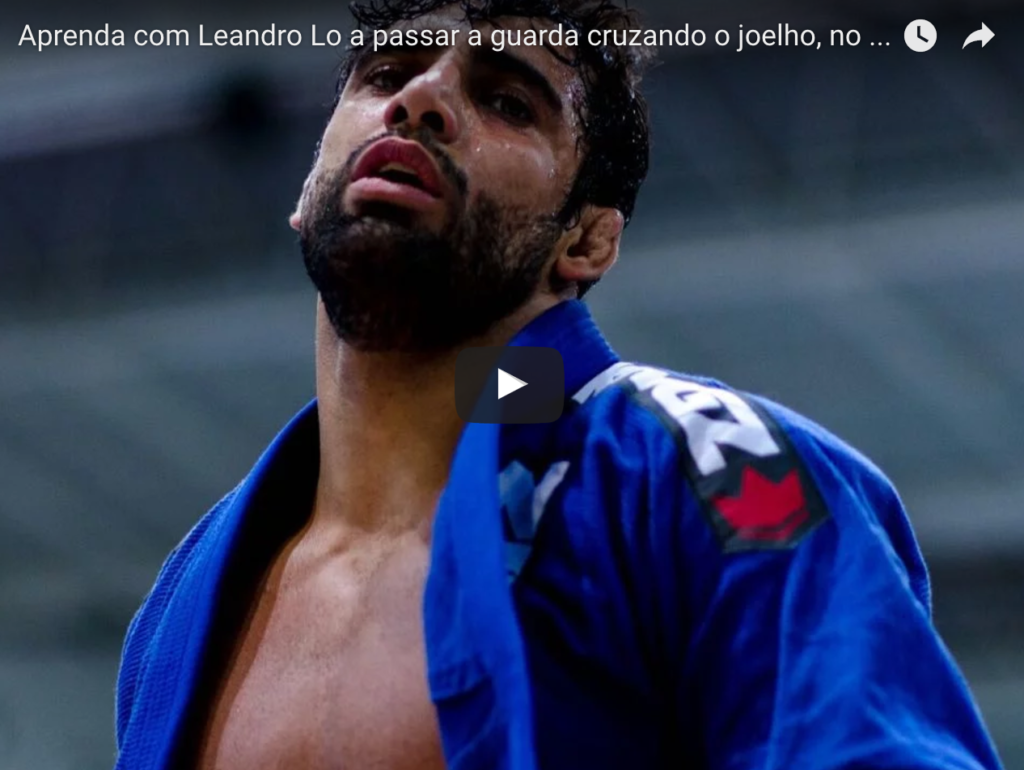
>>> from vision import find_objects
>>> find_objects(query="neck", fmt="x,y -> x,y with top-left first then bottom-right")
311,294 -> 560,539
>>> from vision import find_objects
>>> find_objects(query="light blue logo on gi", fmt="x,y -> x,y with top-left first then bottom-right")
499,460 -> 570,582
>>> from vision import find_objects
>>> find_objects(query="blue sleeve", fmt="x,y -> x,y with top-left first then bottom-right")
646,406 -> 1004,770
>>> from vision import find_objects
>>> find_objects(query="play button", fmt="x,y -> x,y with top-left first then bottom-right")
497,369 -> 528,399
455,346 -> 564,424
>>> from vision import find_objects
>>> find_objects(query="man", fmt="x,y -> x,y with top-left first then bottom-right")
113,1 -> 1004,768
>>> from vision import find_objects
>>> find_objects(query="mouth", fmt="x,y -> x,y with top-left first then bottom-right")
348,138 -> 446,211
371,163 -> 432,191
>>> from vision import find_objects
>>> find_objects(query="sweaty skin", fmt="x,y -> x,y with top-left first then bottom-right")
194,10 -> 624,770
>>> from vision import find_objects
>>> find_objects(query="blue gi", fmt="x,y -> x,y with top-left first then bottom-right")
114,299 -> 1004,770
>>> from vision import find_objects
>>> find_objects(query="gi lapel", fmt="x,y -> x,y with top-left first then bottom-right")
424,300 -> 620,770
425,418 -> 538,770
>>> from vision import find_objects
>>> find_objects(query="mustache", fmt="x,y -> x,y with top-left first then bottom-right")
340,128 -> 469,200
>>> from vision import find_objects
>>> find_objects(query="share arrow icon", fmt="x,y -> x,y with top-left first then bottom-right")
963,23 -> 994,48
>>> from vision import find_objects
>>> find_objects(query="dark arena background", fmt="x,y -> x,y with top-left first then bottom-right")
1,0 -> 1023,766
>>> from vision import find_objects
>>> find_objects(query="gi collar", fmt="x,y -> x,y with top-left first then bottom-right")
508,299 -> 620,403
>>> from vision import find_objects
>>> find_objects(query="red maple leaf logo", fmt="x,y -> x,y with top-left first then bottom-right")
712,467 -> 809,543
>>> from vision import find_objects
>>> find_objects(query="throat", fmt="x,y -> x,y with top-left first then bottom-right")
314,323 -> 466,532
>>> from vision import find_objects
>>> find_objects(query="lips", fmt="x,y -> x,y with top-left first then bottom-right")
350,138 -> 445,199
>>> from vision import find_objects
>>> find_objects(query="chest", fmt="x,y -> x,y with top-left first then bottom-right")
193,536 -> 446,770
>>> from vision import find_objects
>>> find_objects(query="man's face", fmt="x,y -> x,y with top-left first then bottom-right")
298,9 -> 585,352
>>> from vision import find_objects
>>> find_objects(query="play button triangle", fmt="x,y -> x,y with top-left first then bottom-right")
497,369 -> 527,400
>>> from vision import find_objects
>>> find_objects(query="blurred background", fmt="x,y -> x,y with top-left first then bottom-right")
2,0 -> 1023,766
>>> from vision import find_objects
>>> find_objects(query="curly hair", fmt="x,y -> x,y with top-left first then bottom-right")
335,0 -> 656,297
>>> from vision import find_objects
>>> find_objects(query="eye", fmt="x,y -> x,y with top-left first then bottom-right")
363,64 -> 411,93
487,91 -> 535,126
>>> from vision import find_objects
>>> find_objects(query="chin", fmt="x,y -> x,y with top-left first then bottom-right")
301,170 -> 560,353
350,191 -> 455,235
349,201 -> 428,232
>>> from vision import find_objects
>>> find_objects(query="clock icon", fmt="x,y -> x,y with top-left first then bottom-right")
905,19 -> 937,52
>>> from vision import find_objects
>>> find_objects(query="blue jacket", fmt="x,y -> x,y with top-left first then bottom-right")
114,299 -> 1003,769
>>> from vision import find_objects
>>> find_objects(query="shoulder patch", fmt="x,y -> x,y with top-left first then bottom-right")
574,363 -> 829,553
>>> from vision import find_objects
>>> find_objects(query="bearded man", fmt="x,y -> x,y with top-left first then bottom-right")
113,2 -> 1004,769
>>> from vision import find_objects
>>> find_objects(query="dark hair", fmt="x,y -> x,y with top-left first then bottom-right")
336,0 -> 656,297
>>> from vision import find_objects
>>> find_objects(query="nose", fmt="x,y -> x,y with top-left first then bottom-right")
383,61 -> 461,144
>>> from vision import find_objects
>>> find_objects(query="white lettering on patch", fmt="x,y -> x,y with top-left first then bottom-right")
574,364 -> 781,475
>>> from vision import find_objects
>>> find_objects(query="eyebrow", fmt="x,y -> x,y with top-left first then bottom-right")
350,42 -> 564,115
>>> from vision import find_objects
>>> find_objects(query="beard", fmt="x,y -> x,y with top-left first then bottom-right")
299,134 -> 565,353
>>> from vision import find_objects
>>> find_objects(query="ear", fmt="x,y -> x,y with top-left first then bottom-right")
553,205 -> 623,288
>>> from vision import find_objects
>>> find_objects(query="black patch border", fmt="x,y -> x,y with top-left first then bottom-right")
621,374 -> 830,553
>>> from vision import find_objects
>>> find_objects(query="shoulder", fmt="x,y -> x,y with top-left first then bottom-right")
135,483 -> 241,609
115,483 -> 242,745
570,362 -> 904,553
